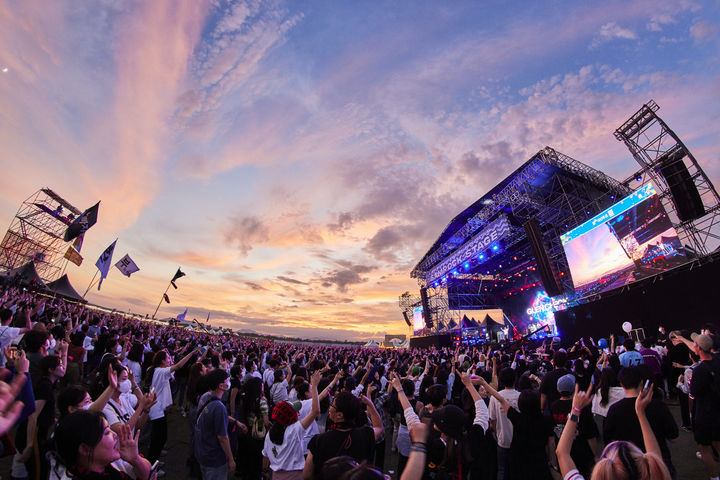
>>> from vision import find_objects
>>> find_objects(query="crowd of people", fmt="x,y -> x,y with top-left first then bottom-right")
0,284 -> 717,480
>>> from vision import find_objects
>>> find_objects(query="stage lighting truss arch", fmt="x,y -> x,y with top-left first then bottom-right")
616,100 -> 720,254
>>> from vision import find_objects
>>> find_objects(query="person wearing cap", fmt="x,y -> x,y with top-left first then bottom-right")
263,371 -> 320,480
688,332 -> 720,480
549,374 -> 600,478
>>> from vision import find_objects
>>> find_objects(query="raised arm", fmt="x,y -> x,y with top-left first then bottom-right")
556,384 -> 593,477
170,346 -> 200,373
360,392 -> 384,441
635,382 -> 662,458
300,371 -> 321,430
460,372 -> 489,432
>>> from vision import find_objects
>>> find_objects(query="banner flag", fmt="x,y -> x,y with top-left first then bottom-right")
177,308 -> 188,322
73,233 -> 85,253
64,202 -> 100,242
206,311 -> 210,323
171,267 -> 186,283
114,254 -> 140,277
64,246 -> 83,266
163,293 -> 170,303
95,239 -> 117,290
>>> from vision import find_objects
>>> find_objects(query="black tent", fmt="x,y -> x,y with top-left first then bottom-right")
5,262 -> 46,289
45,274 -> 86,303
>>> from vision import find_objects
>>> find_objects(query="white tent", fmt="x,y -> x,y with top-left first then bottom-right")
363,340 -> 380,348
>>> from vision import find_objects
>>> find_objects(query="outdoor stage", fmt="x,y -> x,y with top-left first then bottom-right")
404,101 -> 720,348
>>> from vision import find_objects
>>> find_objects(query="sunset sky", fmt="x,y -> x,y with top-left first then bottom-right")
1,1 -> 718,340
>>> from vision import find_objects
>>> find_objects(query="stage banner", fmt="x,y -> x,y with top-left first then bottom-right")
64,246 -> 83,266
115,254 -> 140,277
427,215 -> 512,283
64,202 -> 100,242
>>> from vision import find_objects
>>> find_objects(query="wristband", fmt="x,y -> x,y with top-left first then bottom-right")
410,444 -> 427,454
571,407 -> 581,413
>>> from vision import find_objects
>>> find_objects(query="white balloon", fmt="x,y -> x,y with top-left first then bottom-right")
622,321 -> 633,333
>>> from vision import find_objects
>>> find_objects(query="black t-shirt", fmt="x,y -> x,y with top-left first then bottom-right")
550,399 -> 597,477
539,368 -> 568,413
690,357 -> 720,424
308,427 -> 375,478
505,408 -> 553,480
603,397 -> 678,473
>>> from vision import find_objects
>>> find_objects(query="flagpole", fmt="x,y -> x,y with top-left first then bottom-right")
83,270 -> 99,298
152,281 -> 172,320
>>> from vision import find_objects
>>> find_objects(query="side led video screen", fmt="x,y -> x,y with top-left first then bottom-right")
412,306 -> 425,334
560,184 -> 691,297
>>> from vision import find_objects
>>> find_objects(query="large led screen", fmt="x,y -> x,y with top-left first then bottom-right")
412,306 -> 425,334
560,184 -> 690,297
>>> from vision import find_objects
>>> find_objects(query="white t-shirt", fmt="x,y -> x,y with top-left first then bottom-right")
591,386 -> 625,417
298,398 -> 319,451
262,421 -> 306,471
126,360 -> 142,384
270,379 -> 289,404
0,326 -> 21,367
102,394 -> 139,430
488,389 -> 520,449
149,366 -> 173,420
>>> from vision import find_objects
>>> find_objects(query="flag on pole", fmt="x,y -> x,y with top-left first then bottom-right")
206,311 -> 210,323
64,202 -> 100,242
177,308 -> 188,322
163,294 -> 170,303
73,233 -> 85,253
95,240 -> 117,290
114,254 -> 140,277
64,246 -> 83,266
170,267 -> 185,289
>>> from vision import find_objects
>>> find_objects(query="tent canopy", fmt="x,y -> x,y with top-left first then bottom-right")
45,274 -> 86,303
5,262 -> 46,289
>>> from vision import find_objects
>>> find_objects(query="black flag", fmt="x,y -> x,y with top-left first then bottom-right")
171,281 -> 178,289
163,293 -> 170,303
64,202 -> 100,242
171,268 -> 185,283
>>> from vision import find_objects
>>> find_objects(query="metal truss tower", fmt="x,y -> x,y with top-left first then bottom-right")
615,100 -> 720,254
0,188 -> 81,282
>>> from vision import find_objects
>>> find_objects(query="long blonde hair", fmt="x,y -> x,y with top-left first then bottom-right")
591,441 -> 671,480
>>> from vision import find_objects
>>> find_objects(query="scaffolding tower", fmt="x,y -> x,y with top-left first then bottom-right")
615,100 -> 720,254
0,188 -> 81,282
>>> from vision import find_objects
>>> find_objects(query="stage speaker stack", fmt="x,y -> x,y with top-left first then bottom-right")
658,147 -> 705,222
420,287 -> 433,328
524,218 -> 563,297
402,311 -> 411,327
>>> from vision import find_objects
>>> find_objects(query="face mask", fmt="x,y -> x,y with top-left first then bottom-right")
80,403 -> 91,411
48,338 -> 57,351
118,380 -> 132,394
116,345 -> 123,354
224,379 -> 231,390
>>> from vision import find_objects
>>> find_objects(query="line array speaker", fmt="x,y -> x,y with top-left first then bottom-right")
523,218 -> 563,297
420,287 -> 433,328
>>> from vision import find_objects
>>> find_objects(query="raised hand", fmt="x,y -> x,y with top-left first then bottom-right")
390,374 -> 402,392
409,421 -> 428,444
117,423 -> 141,463
310,370 -> 322,387
0,370 -> 25,436
635,382 -> 653,415
571,383 -> 594,412
108,364 -> 118,390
